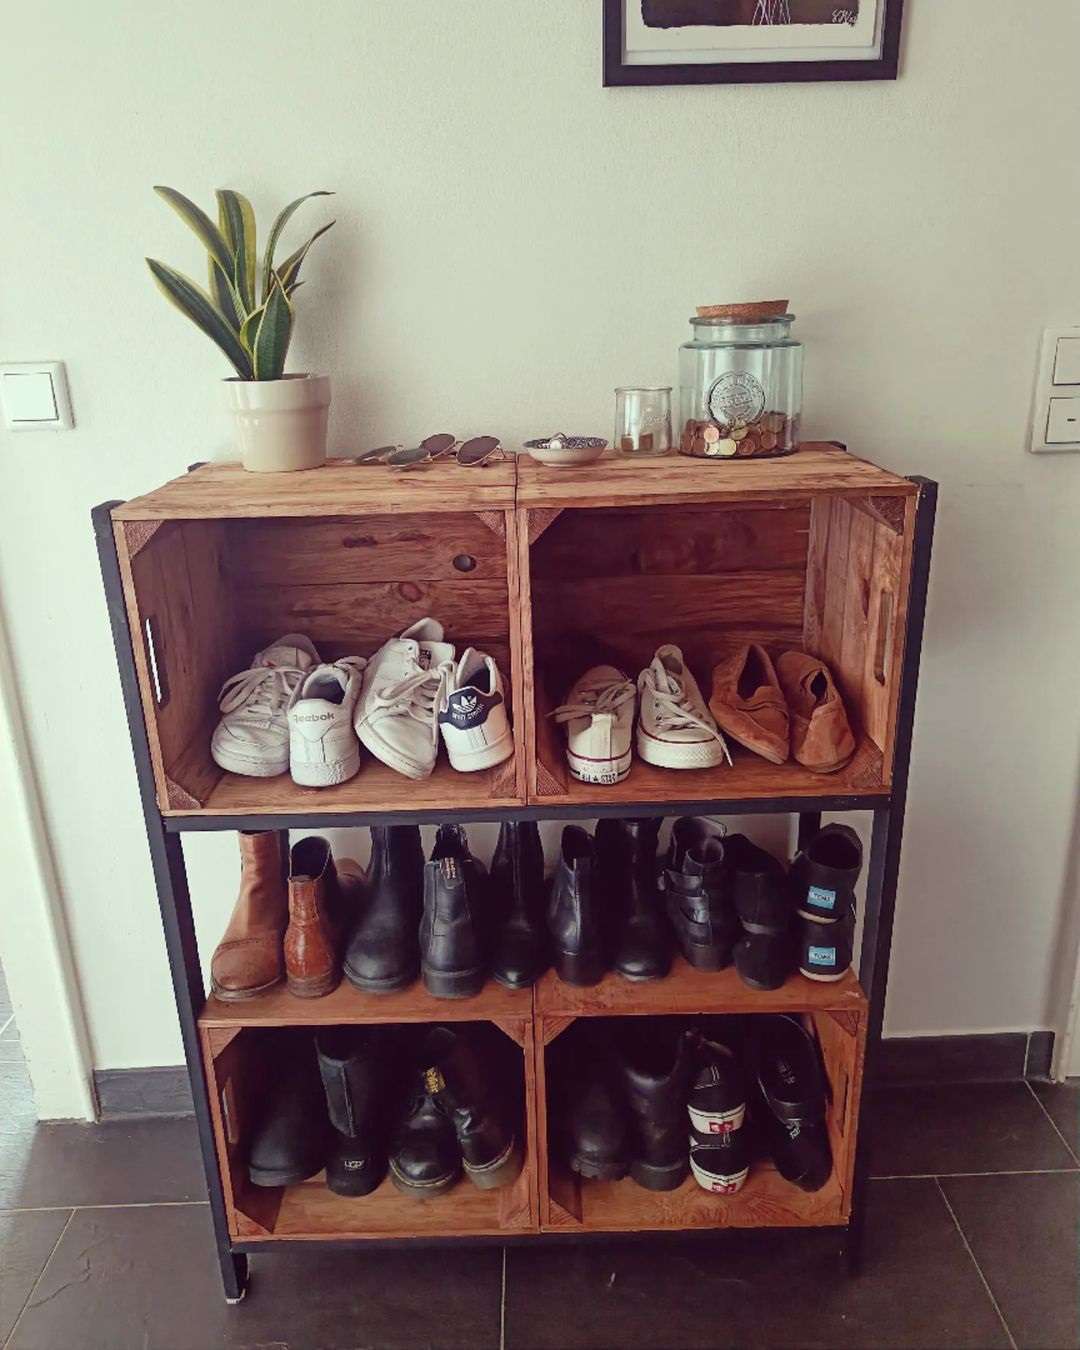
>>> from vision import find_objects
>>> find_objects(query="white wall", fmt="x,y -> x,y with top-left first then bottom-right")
2,1 -> 1078,1075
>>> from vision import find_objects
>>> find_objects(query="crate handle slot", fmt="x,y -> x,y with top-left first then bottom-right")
873,589 -> 894,687
452,553 -> 477,573
142,615 -> 170,707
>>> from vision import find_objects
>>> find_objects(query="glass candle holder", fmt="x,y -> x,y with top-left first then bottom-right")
615,387 -> 673,457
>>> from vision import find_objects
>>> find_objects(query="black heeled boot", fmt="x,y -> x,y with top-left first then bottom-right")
343,825 -> 424,993
248,1030 -> 330,1188
662,817 -> 738,970
490,820 -> 547,990
547,826 -> 606,986
420,825 -> 488,999
597,817 -> 671,982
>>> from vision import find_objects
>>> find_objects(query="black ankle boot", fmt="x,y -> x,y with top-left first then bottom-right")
662,818 -> 738,970
422,1026 -> 522,1189
597,818 -> 671,982
420,825 -> 488,999
617,1023 -> 693,1191
554,1023 -> 630,1180
388,1066 -> 462,1198
726,834 -> 794,992
343,825 -> 424,993
316,1027 -> 389,1196
490,821 -> 547,990
248,1031 -> 329,1187
548,826 -> 606,986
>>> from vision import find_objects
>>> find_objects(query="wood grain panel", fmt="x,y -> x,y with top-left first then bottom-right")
836,503 -> 876,735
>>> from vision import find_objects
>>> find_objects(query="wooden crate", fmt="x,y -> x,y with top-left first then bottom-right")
199,980 -> 538,1241
534,963 -> 867,1234
111,458 -> 526,816
517,443 -> 919,807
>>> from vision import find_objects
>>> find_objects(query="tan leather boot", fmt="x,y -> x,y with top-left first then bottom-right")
210,832 -> 288,1001
285,836 -> 364,998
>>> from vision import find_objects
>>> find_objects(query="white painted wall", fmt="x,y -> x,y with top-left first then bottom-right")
2,1 -> 1078,1080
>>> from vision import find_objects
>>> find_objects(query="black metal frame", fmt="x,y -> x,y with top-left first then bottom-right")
91,475 -> 936,1302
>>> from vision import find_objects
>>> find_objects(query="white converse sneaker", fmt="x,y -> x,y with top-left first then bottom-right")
354,618 -> 456,780
211,634 -> 320,777
637,646 -> 732,770
287,658 -> 367,787
552,666 -> 636,785
438,648 -> 514,772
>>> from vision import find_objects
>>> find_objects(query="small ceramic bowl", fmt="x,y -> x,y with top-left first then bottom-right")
522,435 -> 608,467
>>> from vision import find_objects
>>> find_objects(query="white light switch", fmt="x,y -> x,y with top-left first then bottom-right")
1053,338 -> 1080,386
1046,397 -> 1080,444
0,362 -> 74,431
1031,329 -> 1080,452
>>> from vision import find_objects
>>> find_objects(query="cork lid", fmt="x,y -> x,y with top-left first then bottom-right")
696,300 -> 790,322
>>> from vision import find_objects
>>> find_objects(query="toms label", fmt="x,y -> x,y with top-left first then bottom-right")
807,885 -> 837,911
808,945 -> 837,966
707,371 -> 765,429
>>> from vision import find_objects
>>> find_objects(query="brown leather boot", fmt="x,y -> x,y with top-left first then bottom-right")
285,836 -> 364,998
210,832 -> 288,1002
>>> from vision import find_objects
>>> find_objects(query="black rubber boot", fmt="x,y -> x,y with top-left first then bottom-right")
662,818 -> 738,970
316,1027 -> 390,1197
749,1014 -> 833,1193
553,1024 -> 630,1180
597,817 -> 671,982
422,1026 -> 523,1189
343,825 -> 424,993
791,823 -> 863,921
548,826 -> 606,986
617,1023 -> 693,1191
688,1036 -> 750,1195
726,834 -> 794,992
490,821 -> 547,990
420,825 -> 488,999
388,1067 -> 462,1198
248,1030 -> 330,1188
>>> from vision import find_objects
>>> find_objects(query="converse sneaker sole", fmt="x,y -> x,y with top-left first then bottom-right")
637,729 -> 726,770
688,1155 -> 749,1194
290,747 -> 361,788
445,730 -> 514,772
567,746 -> 632,785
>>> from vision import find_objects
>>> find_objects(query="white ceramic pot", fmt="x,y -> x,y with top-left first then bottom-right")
225,374 -> 331,473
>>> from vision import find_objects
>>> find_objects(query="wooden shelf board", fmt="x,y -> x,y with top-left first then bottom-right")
544,1163 -> 846,1233
516,443 -> 916,510
167,755 -> 525,818
201,976 -> 530,1029
536,959 -> 866,1020
113,458 -> 517,521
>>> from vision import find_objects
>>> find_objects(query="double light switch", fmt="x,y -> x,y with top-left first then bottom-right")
1031,329 -> 1080,453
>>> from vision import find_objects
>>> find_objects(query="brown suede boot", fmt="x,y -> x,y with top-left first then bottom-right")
776,652 -> 856,774
285,837 -> 364,998
708,644 -> 790,765
210,832 -> 289,1002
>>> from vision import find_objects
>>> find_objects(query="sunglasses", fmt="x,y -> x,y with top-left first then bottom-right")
353,433 -> 503,469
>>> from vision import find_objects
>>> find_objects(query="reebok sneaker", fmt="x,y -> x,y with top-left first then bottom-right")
287,658 -> 367,787
637,645 -> 731,771
552,666 -> 636,785
211,634 -> 320,777
438,648 -> 514,772
354,618 -> 456,780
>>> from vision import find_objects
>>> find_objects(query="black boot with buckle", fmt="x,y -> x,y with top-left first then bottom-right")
662,817 -> 738,971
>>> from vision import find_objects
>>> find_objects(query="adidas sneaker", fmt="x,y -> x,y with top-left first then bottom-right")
552,665 -> 636,785
355,618 -> 456,780
637,645 -> 731,771
438,648 -> 514,772
211,634 -> 320,777
287,658 -> 366,787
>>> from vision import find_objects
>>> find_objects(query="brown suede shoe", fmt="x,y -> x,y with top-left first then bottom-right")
210,831 -> 289,1002
284,837 -> 364,998
776,652 -> 856,774
708,644 -> 789,765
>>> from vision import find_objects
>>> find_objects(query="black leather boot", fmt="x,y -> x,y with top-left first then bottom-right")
749,1014 -> 832,1193
596,818 -> 671,982
490,821 -> 547,990
316,1027 -> 390,1196
547,826 -> 606,986
343,825 -> 424,993
422,1026 -> 522,1189
248,1030 -> 330,1187
420,825 -> 488,999
726,834 -> 794,992
388,1066 -> 462,1198
616,1023 -> 693,1191
553,1023 -> 630,1180
662,818 -> 738,970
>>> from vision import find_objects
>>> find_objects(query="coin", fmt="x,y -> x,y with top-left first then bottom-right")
765,412 -> 786,433
730,425 -> 748,442
703,425 -> 721,444
708,437 -> 737,457
760,431 -> 778,451
692,434 -> 706,455
736,434 -> 758,457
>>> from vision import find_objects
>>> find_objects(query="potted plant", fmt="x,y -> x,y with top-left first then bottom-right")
147,186 -> 335,473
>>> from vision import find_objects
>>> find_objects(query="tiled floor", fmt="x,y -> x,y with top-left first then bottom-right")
0,966 -> 1076,1349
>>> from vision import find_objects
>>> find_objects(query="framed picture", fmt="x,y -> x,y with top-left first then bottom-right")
603,0 -> 904,86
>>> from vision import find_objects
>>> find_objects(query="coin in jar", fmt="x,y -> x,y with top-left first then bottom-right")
736,434 -> 759,457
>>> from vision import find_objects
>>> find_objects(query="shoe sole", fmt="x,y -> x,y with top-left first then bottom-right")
553,951 -> 607,987
679,945 -> 732,972
567,747 -> 632,786
355,725 -> 432,780
629,1156 -> 690,1191
464,1136 -> 524,1190
388,1162 -> 462,1197
422,965 -> 485,999
688,1158 -> 749,1194
248,1162 -> 323,1188
615,965 -> 671,983
286,970 -> 341,999
290,748 -> 361,787
570,1153 -> 629,1182
209,975 -> 283,1002
636,730 -> 726,770
799,966 -> 851,982
211,749 -> 288,778
445,733 -> 514,773
343,965 -> 417,995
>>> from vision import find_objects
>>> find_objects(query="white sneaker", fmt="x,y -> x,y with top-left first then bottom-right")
211,634 -> 320,777
552,665 -> 636,785
354,618 -> 456,780
637,646 -> 732,770
438,648 -> 514,772
287,658 -> 367,787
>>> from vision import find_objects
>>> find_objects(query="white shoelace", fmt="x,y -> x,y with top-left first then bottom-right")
367,664 -> 450,743
217,665 -> 303,721
551,674 -> 636,724
641,663 -> 733,765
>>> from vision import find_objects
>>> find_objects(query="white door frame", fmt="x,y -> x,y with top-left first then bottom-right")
0,599 -> 97,1120
1049,755 -> 1080,1081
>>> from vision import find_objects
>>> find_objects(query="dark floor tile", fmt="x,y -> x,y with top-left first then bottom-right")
1029,1081 -> 1080,1163
505,1179 -> 1009,1349
876,1034 -> 1027,1087
0,1113 -> 205,1208
864,1081 -> 1077,1177
9,1204 -> 502,1350
942,1172 -> 1080,1349
0,1209 -> 72,1343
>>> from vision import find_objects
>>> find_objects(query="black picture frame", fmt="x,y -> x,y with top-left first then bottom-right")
603,0 -> 904,86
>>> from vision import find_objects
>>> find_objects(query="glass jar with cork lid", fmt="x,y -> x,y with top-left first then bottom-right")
678,301 -> 803,460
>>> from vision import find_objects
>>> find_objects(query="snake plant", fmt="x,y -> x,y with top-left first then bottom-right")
146,187 -> 335,380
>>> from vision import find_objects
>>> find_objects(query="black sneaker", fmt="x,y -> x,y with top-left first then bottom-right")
797,904 -> 855,982
687,1037 -> 750,1195
791,824 -> 862,921
749,1014 -> 832,1193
